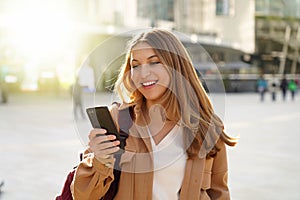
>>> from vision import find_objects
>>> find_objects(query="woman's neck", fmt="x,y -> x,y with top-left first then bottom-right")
141,101 -> 177,145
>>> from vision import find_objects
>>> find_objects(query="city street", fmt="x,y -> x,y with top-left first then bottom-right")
0,91 -> 299,200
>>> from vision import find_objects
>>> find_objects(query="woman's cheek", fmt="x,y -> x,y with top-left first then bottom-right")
130,73 -> 140,89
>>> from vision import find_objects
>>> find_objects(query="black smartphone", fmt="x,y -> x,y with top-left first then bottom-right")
86,106 -> 124,149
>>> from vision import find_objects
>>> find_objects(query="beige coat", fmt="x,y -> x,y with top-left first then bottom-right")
71,105 -> 230,200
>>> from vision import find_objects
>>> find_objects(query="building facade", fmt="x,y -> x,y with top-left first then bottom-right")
83,0 -> 255,54
255,0 -> 300,74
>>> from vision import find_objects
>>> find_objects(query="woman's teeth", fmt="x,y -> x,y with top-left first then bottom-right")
142,81 -> 156,86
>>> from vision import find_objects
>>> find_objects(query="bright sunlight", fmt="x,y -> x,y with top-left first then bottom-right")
0,0 -> 79,90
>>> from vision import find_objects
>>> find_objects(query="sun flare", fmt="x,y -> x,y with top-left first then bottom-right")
1,1 -> 79,90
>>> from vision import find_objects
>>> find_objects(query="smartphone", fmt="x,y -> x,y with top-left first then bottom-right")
86,106 -> 124,149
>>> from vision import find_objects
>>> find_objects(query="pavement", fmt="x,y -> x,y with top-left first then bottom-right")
0,91 -> 299,200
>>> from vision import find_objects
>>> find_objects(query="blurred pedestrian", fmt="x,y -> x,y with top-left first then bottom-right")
288,79 -> 297,101
269,74 -> 279,102
0,82 -> 8,103
57,28 -> 238,200
280,75 -> 288,101
257,74 -> 268,102
0,179 -> 4,192
0,66 -> 8,103
72,77 -> 85,120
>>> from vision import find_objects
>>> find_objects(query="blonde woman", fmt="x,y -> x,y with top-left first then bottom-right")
69,29 -> 237,200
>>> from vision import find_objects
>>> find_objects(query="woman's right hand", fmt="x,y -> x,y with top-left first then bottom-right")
88,128 -> 120,167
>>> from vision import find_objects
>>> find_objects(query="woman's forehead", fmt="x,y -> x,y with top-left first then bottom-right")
132,42 -> 153,51
130,43 -> 157,59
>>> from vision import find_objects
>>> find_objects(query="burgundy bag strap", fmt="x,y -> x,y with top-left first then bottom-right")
55,169 -> 76,200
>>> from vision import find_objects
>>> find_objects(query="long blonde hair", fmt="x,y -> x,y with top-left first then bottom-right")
115,29 -> 237,158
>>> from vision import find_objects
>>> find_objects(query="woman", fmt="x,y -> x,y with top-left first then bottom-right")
70,29 -> 237,200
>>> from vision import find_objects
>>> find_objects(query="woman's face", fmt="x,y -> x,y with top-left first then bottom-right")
130,42 -> 170,105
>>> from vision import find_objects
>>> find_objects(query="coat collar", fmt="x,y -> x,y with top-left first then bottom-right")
120,102 -> 153,154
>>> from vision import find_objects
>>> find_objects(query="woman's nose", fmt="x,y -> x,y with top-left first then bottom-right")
140,64 -> 151,78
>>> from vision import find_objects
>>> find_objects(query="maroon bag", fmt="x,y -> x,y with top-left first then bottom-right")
55,107 -> 133,200
55,170 -> 75,200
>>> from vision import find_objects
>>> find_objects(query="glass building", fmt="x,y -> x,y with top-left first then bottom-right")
256,0 -> 300,18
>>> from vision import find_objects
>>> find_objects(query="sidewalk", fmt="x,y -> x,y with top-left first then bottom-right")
224,93 -> 300,200
0,92 -> 299,199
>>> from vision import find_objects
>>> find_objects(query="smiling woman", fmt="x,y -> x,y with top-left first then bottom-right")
57,28 -> 238,200
130,42 -> 171,106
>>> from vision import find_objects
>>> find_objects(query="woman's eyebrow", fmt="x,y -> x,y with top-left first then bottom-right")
147,55 -> 158,60
131,55 -> 158,62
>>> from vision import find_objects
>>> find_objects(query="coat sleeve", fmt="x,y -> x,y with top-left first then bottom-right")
207,140 -> 230,200
70,104 -> 120,200
70,151 -> 115,200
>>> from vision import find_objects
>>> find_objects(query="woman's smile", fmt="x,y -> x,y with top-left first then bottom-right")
141,80 -> 158,88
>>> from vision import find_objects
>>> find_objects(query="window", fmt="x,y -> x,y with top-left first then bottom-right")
216,0 -> 234,16
137,0 -> 174,21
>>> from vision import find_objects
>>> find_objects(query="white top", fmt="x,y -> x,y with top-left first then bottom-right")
149,125 -> 187,200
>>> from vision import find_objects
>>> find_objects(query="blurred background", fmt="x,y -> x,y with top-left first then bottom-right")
0,0 -> 299,96
0,0 -> 300,199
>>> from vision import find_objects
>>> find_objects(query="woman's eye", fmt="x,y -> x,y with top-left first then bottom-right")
131,62 -> 160,69
150,61 -> 160,65
131,64 -> 140,69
